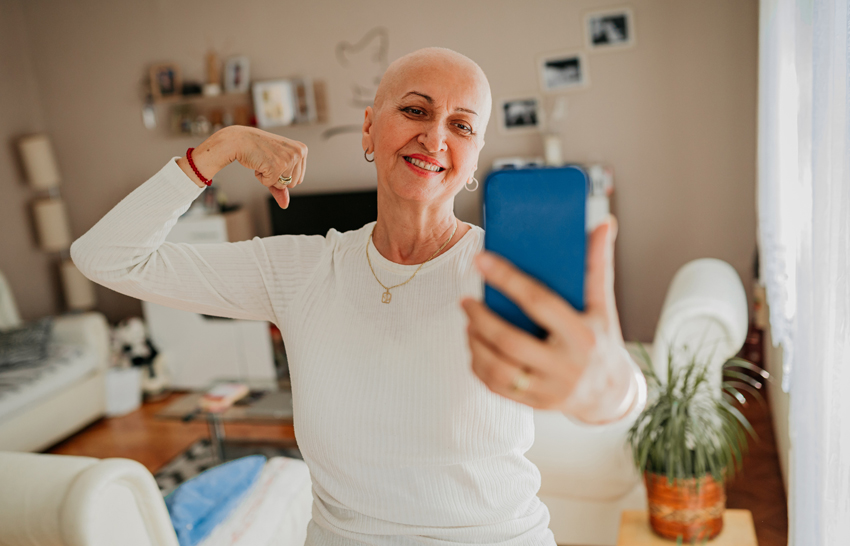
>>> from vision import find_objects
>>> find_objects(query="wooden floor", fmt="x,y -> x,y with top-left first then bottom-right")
48,388 -> 787,546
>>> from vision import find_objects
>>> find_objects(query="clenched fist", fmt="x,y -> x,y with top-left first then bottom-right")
177,126 -> 308,209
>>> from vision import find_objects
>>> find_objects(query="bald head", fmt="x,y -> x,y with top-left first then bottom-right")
373,47 -> 492,132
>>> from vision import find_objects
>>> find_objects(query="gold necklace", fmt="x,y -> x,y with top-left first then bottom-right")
366,220 -> 459,304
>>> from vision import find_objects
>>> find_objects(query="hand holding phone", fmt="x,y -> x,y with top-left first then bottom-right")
482,166 -> 588,337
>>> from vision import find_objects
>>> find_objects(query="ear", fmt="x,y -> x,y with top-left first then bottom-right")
362,106 -> 374,152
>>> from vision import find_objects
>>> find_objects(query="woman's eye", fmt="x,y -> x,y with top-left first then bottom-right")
403,107 -> 425,115
454,122 -> 473,133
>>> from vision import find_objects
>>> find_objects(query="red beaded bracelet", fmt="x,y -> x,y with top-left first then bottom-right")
186,147 -> 212,186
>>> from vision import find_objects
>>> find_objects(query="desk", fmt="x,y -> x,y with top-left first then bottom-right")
617,510 -> 757,545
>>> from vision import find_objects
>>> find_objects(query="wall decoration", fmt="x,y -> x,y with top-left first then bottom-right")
335,26 -> 389,108
149,63 -> 181,100
224,56 -> 250,94
499,96 -> 542,133
252,80 -> 296,128
323,26 -> 389,139
538,51 -> 587,92
585,7 -> 635,49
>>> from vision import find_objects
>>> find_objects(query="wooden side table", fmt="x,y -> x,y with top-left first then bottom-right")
617,510 -> 758,545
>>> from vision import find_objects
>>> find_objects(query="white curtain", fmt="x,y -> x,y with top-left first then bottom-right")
758,0 -> 850,543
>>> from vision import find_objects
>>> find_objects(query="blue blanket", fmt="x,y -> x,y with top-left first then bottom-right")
165,455 -> 266,546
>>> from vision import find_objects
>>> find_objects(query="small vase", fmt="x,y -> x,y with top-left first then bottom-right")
644,472 -> 726,541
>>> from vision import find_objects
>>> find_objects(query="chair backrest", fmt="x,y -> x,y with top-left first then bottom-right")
0,270 -> 23,330
650,258 -> 749,391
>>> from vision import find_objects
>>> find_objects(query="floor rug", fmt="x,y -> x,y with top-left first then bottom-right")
154,438 -> 302,495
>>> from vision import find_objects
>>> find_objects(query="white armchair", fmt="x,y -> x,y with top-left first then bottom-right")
0,451 -> 314,546
526,258 -> 749,545
0,452 -> 178,546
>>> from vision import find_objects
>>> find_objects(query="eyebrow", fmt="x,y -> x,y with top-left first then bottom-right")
403,91 -> 479,117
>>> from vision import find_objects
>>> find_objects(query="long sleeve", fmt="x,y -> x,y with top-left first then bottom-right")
70,158 -> 328,325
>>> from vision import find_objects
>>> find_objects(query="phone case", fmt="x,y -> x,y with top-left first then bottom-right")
483,166 -> 588,338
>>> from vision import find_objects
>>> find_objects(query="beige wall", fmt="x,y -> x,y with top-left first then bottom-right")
6,0 -> 757,340
0,0 -> 57,320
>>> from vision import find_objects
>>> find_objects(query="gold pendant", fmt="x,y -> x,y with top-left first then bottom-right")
382,289 -> 392,304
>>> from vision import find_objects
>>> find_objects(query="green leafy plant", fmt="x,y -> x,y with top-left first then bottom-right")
627,344 -> 770,485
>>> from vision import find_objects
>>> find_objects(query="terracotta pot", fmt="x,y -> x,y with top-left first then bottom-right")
644,472 -> 726,541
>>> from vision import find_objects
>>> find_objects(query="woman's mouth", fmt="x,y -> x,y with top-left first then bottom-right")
404,156 -> 445,172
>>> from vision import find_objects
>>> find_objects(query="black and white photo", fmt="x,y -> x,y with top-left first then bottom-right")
586,8 -> 635,49
539,52 -> 586,92
500,97 -> 541,133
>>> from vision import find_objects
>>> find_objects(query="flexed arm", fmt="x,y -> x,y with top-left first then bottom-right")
72,127 -> 324,323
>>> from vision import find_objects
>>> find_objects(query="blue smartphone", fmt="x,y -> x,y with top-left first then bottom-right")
482,166 -> 588,338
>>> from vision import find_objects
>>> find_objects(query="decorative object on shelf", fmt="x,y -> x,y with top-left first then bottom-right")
32,198 -> 72,252
499,95 -> 542,133
224,56 -> 250,93
149,62 -> 181,100
252,79 -> 296,128
204,50 -> 222,96
491,157 -> 546,170
626,345 -> 768,542
538,51 -> 588,92
181,81 -> 203,97
17,134 -> 98,312
292,77 -> 318,124
18,134 -> 61,190
542,134 -> 563,166
585,7 -> 636,50
142,97 -> 157,130
59,259 -> 96,311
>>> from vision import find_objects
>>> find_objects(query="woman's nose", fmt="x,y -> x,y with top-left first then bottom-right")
418,122 -> 449,153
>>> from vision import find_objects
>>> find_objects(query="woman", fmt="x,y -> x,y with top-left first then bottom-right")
72,48 -> 645,545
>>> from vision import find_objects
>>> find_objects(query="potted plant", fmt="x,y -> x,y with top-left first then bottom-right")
626,345 -> 769,543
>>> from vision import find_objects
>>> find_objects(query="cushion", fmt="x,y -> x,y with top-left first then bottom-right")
0,318 -> 53,368
165,455 -> 266,546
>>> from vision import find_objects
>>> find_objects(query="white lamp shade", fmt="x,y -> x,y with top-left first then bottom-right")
18,134 -> 61,190
33,198 -> 72,252
60,260 -> 97,311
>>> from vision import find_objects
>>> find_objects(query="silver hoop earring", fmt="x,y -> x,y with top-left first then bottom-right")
364,149 -> 375,163
465,177 -> 479,192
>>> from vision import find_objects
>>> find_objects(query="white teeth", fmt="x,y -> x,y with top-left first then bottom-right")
405,157 -> 442,172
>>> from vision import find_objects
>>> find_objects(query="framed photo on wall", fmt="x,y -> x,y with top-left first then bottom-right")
538,51 -> 588,93
252,80 -> 296,128
224,56 -> 251,94
149,63 -> 181,100
499,96 -> 542,134
585,7 -> 635,50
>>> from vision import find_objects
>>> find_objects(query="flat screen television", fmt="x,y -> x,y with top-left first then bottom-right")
268,190 -> 378,236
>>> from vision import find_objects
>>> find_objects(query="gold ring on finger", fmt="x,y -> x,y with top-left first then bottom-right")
511,369 -> 531,394
278,174 -> 293,186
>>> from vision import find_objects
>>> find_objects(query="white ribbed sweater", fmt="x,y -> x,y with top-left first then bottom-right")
71,159 -> 555,545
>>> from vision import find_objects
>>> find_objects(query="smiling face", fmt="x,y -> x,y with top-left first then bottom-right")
362,48 -> 492,208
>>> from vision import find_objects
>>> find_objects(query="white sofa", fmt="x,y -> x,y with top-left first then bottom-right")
0,270 -> 110,452
526,258 -> 749,545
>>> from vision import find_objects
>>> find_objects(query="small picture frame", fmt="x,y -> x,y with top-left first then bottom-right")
539,52 -> 588,93
586,7 -> 635,50
149,63 -> 181,100
499,96 -> 542,133
224,56 -> 251,94
252,80 -> 296,128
